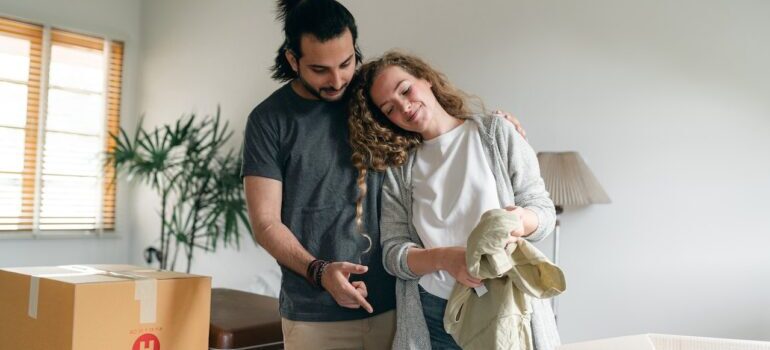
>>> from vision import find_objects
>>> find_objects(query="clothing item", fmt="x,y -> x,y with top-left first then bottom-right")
413,121 -> 500,299
242,83 -> 396,321
380,114 -> 560,350
281,310 -> 396,350
444,209 -> 566,350
420,285 -> 463,349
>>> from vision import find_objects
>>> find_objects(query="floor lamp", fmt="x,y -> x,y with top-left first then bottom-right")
537,151 -> 610,324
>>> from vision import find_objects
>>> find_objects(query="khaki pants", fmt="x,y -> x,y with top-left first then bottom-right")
281,310 -> 396,350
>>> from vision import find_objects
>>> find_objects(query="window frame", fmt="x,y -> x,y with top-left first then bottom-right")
0,15 -> 125,239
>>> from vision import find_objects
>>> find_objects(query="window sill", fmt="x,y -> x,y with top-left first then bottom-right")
0,231 -> 121,240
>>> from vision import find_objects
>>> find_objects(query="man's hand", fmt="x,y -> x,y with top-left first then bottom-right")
493,110 -> 527,139
320,262 -> 373,313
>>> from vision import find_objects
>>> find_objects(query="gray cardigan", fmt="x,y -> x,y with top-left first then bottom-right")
380,114 -> 560,350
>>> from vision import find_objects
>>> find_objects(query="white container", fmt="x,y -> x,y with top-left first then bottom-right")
558,333 -> 770,350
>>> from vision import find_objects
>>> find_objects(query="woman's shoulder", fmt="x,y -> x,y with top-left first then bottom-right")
467,113 -> 495,127
466,113 -> 511,144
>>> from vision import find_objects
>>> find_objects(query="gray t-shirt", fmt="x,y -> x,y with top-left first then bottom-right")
241,83 -> 396,321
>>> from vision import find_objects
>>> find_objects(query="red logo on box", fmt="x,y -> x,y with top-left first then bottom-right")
133,333 -> 160,350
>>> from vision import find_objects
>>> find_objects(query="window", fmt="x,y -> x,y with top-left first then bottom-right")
0,16 -> 123,234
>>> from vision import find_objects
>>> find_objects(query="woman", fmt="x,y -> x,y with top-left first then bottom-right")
347,51 -> 559,349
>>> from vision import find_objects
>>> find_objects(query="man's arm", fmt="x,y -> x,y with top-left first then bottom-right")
244,176 -> 373,312
244,176 -> 314,274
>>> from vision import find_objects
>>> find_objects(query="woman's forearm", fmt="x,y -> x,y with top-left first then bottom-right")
522,207 -> 540,236
405,246 -> 446,276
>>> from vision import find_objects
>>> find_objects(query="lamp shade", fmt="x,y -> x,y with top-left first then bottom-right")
537,151 -> 610,207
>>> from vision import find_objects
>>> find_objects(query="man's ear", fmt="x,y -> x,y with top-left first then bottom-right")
285,49 -> 299,73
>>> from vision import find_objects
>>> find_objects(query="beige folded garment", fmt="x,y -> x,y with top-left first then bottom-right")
444,208 -> 566,350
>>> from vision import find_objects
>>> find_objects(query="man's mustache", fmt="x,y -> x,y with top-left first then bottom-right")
321,85 -> 347,93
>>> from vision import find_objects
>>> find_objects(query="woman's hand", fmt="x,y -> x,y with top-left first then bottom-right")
505,206 -> 527,237
439,247 -> 483,288
505,205 -> 538,238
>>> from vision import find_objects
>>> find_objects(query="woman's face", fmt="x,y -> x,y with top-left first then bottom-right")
369,65 -> 437,135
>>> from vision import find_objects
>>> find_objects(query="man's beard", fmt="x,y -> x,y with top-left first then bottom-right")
297,71 -> 347,102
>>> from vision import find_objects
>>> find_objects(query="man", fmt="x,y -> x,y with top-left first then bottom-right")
241,1 -> 525,348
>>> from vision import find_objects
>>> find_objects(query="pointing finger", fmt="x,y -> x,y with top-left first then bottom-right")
349,285 -> 373,313
341,262 -> 369,274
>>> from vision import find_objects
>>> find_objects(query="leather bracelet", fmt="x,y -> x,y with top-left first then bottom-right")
305,259 -> 322,286
315,260 -> 330,290
306,259 -> 329,290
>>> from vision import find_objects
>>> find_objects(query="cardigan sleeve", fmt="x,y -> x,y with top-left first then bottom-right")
497,120 -> 556,242
380,166 -> 421,281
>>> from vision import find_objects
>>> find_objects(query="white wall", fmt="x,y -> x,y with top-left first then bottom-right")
0,0 -> 142,267
136,0 -> 770,343
135,0 -> 283,297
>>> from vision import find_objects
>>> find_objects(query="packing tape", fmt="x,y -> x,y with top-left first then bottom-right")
27,276 -> 39,319
134,278 -> 158,323
28,265 -> 158,324
28,265 -> 100,319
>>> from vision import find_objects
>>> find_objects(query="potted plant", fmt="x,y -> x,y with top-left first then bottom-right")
106,107 -> 252,272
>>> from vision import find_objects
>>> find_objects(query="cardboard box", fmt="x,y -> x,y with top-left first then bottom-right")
0,264 -> 211,350
558,333 -> 770,350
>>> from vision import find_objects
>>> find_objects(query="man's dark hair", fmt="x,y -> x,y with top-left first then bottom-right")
271,0 -> 362,82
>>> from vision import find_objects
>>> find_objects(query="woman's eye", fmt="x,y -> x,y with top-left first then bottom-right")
401,87 -> 410,95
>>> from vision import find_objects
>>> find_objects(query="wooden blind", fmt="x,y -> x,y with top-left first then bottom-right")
0,18 -> 122,233
51,29 -> 102,51
0,17 -> 43,231
103,40 -> 123,231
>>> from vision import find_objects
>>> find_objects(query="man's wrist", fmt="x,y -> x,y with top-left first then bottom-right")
306,259 -> 330,290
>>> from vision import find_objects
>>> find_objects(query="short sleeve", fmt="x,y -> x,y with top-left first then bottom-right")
241,109 -> 283,181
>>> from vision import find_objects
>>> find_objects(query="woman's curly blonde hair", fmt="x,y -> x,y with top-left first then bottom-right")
347,51 -> 480,233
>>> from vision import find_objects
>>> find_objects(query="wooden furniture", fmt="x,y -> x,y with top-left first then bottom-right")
209,288 -> 283,350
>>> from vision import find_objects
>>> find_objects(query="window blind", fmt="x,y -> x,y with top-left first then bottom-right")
0,17 -> 42,232
0,17 -> 123,233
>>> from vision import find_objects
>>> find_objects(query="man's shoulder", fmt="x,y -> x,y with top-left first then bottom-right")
249,84 -> 292,120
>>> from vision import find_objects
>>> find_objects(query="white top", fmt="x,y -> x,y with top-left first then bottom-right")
412,120 -> 500,299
